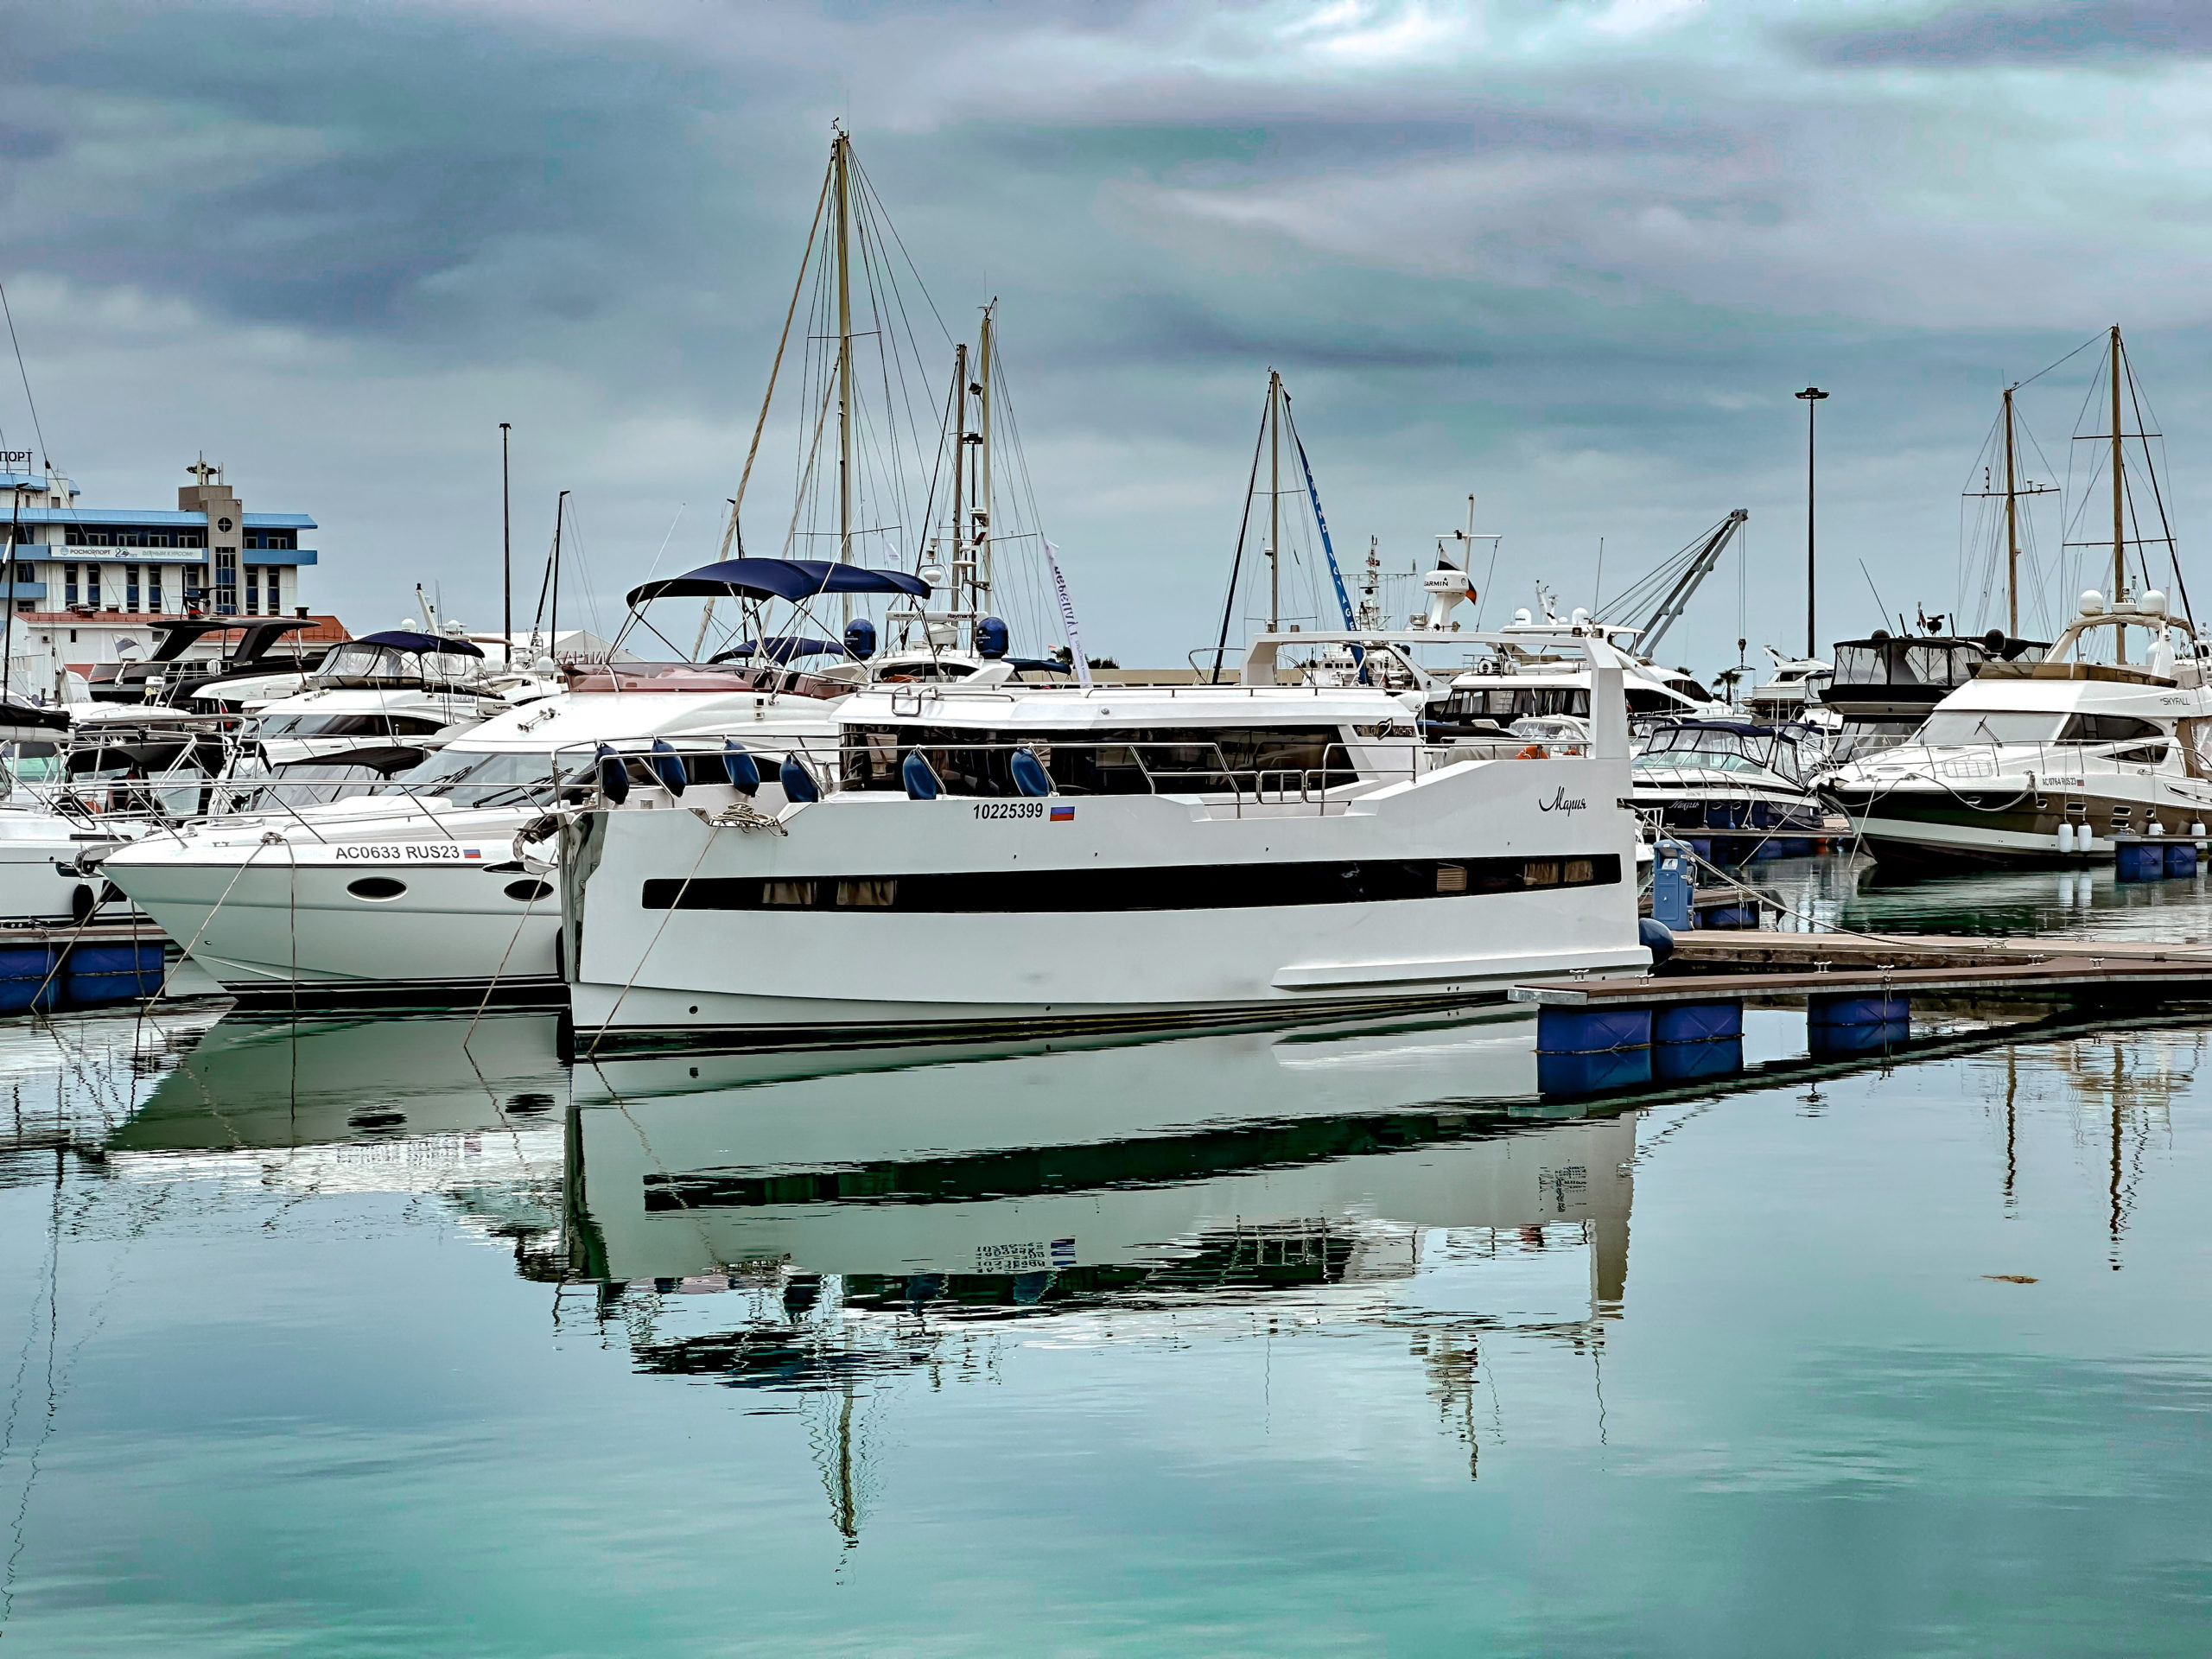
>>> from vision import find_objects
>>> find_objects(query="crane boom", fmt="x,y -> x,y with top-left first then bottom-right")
1605,509 -> 1748,656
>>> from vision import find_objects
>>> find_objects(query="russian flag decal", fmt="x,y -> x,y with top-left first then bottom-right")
1050,805 -> 1075,823
464,849 -> 481,859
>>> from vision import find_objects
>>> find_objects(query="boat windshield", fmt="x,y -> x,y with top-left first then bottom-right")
371,748 -> 565,807
1441,685 -> 1590,721
1636,726 -> 1802,778
233,762 -> 404,813
1914,711 -> 2067,746
310,643 -> 480,688
257,711 -> 451,739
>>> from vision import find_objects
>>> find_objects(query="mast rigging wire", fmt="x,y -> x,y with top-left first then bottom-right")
1208,399 -> 1273,683
0,282 -> 51,470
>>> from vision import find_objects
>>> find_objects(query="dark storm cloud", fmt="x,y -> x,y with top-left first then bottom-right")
0,4 -> 772,340
1797,1 -> 2212,67
2,0 -> 2209,672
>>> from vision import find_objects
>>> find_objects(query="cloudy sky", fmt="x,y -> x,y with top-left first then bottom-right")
4,0 -> 2209,677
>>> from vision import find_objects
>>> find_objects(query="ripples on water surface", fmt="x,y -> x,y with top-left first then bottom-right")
1,870 -> 2208,1655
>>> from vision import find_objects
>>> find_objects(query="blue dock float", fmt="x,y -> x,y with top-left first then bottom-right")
0,925 -> 172,1014
2113,834 -> 2208,881
1511,944 -> 2212,1097
64,942 -> 166,1007
1535,998 -> 1750,1096
0,946 -> 60,1014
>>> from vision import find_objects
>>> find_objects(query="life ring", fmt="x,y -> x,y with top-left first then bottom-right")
1516,744 -> 1548,760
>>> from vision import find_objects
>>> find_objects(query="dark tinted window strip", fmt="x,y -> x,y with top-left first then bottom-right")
641,853 -> 1620,914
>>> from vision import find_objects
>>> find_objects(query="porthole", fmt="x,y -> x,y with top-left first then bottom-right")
346,876 -> 407,901
503,880 -> 554,903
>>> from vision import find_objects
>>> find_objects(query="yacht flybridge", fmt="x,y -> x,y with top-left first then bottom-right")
1822,592 -> 2212,866
559,631 -> 1649,1053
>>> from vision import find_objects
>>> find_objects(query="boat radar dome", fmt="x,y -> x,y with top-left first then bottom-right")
1422,563 -> 1472,630
1570,607 -> 1591,626
2143,589 -> 2170,616
2080,590 -> 2107,615
1513,607 -> 1533,626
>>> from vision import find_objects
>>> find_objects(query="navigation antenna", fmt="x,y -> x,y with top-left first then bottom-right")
1448,494 -> 1503,629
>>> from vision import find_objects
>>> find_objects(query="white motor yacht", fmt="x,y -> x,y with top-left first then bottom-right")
1821,590 -> 2212,866
1744,648 -> 1833,723
1421,612 -> 1727,737
1629,717 -> 1827,859
86,616 -> 331,710
100,558 -> 939,1007
209,626 -> 528,814
561,629 -> 1649,1052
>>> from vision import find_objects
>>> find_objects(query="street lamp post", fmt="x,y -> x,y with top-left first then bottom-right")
499,423 -> 512,667
1796,386 -> 1829,660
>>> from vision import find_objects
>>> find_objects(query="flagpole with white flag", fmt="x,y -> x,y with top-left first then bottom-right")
1043,541 -> 1093,688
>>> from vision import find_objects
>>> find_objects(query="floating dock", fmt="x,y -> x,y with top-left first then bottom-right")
0,918 -> 171,1012
1509,929 -> 2212,1094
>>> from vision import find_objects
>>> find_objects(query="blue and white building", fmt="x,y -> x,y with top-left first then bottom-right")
0,456 -> 335,683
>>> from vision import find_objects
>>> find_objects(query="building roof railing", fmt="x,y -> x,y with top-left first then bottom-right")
0,508 -> 317,528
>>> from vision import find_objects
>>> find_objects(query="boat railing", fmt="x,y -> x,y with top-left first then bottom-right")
1863,736 -> 2178,786
575,735 -> 1408,818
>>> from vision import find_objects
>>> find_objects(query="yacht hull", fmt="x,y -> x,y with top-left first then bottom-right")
104,836 -> 562,1006
567,757 -> 1649,1053
1630,784 -> 1827,860
1827,781 -> 2212,868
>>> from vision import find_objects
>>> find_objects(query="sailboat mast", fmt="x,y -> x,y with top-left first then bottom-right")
3,484 -> 18,709
2111,323 -> 2125,660
834,129 -> 855,620
2003,386 -> 2019,638
550,489 -> 567,646
1267,369 -> 1281,633
975,303 -> 994,618
949,340 -> 968,614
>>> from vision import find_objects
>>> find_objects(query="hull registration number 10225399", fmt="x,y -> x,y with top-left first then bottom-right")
972,802 -> 1044,821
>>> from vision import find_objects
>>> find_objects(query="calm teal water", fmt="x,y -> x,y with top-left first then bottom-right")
2,897 -> 2208,1653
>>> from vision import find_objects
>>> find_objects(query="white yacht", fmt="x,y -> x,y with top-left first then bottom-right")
86,617 -> 330,710
1821,591 -> 2212,866
1744,648 -> 1833,723
1630,717 -> 1827,859
561,630 -> 1649,1052
99,559 -> 936,1007
210,626 -> 527,812
1423,611 -> 1726,735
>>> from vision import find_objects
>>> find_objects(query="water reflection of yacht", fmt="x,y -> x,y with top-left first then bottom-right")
97,1010 -> 569,1266
113,1010 -> 568,1152
568,1015 -> 1635,1313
